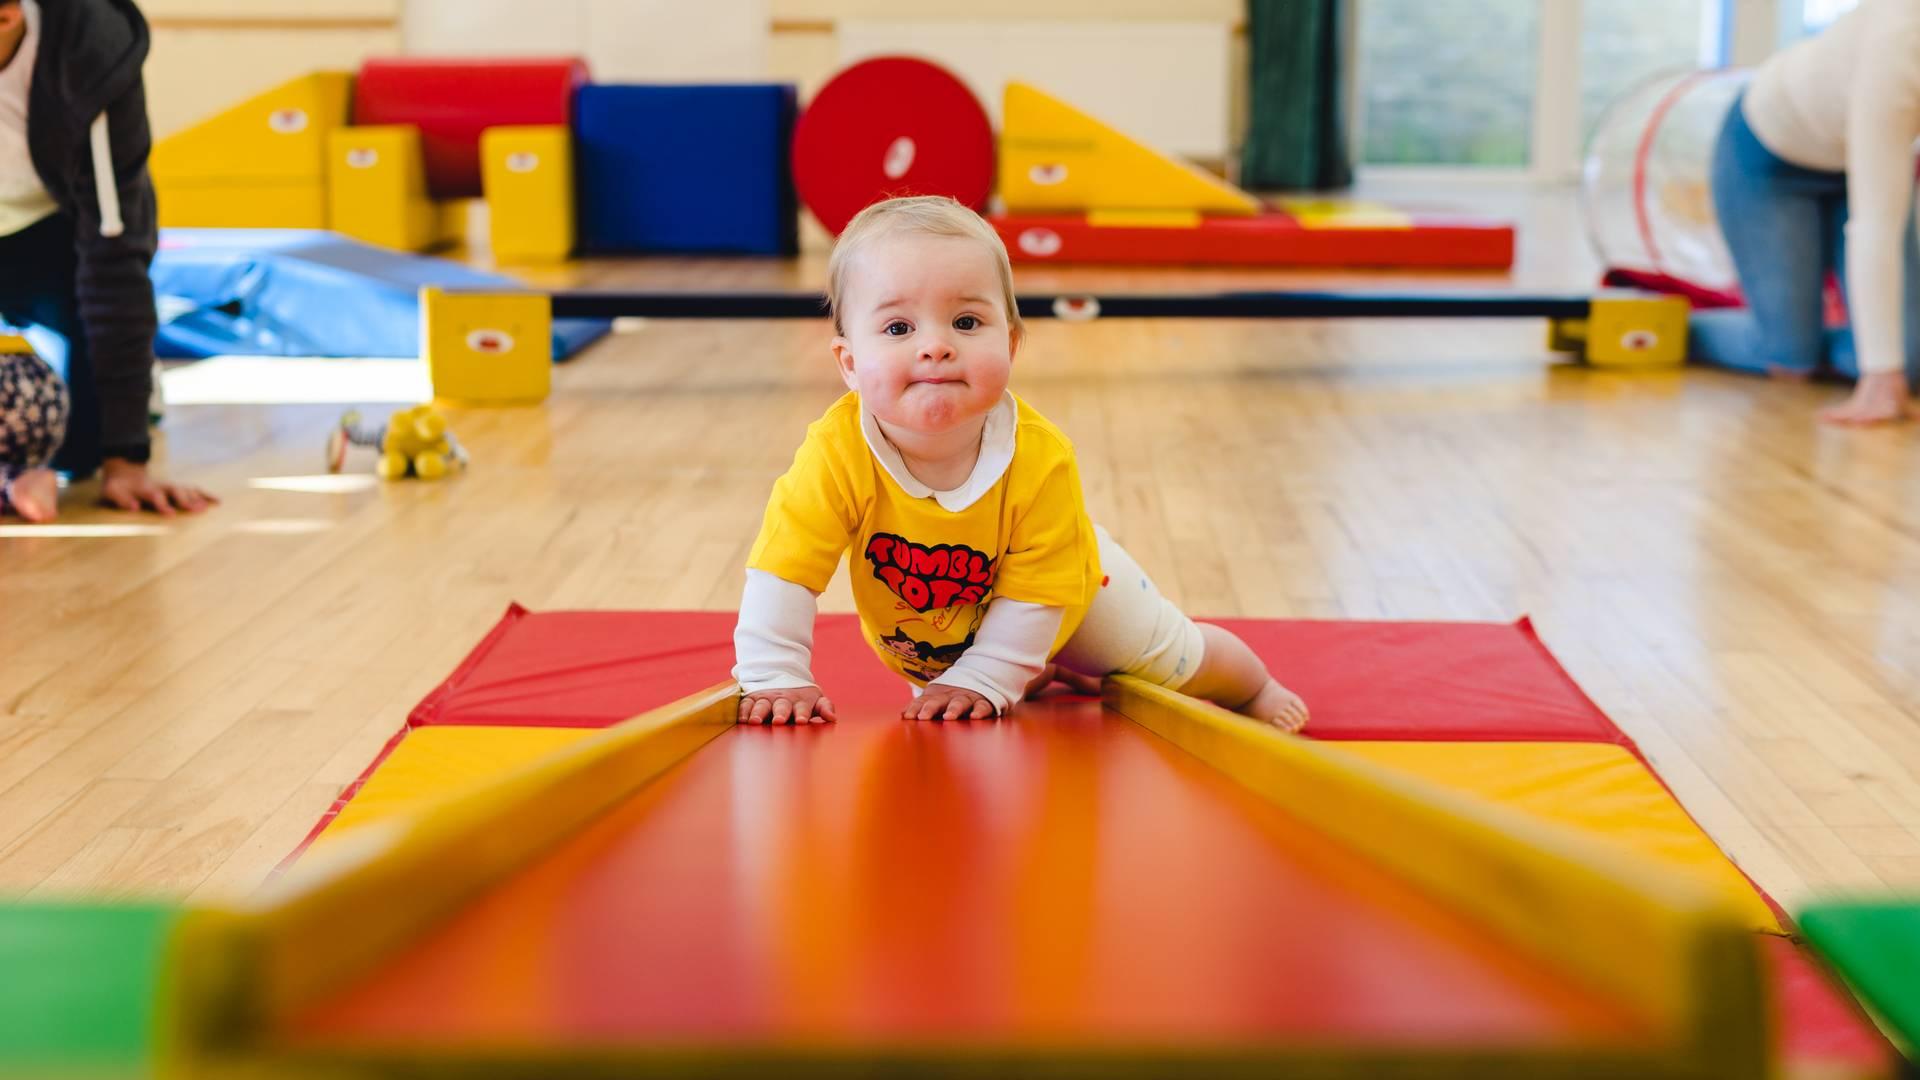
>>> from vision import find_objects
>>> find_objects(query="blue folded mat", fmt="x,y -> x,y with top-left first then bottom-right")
152,229 -> 608,360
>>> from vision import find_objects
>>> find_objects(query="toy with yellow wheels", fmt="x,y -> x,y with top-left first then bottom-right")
327,405 -> 469,480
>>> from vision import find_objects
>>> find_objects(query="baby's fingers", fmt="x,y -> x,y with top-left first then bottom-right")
812,696 -> 837,723
969,696 -> 996,721
747,697 -> 774,725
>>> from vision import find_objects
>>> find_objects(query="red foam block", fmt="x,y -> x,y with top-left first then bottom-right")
992,212 -> 1515,269
791,57 -> 994,236
353,57 -> 588,199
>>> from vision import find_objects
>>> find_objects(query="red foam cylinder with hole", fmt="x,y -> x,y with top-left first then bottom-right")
791,57 -> 994,236
353,57 -> 589,199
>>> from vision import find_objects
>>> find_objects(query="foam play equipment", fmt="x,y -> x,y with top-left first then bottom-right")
1544,292 -> 1691,367
480,126 -> 574,263
419,287 -> 553,405
469,284 -> 1669,369
999,81 -> 1259,216
574,83 -> 798,255
151,72 -> 352,229
151,229 -> 607,361
7,609 -> 1902,1078
1799,901 -> 1920,1057
1337,741 -> 1780,932
352,57 -> 588,200
790,57 -> 995,236
990,206 -> 1517,269
1583,68 -> 1751,297
195,686 -> 1767,1077
326,126 -> 438,253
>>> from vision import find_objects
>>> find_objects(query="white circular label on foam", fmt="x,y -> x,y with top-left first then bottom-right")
506,152 -> 541,174
1621,329 -> 1659,351
1018,228 -> 1063,258
882,136 -> 916,179
268,109 -> 309,135
1028,163 -> 1068,186
1052,296 -> 1101,322
345,148 -> 379,169
466,329 -> 516,355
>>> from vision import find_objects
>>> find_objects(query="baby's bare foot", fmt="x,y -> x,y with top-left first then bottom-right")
3,469 -> 58,523
1244,678 -> 1308,733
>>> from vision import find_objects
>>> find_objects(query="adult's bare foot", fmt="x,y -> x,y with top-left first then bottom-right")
1819,371 -> 1914,426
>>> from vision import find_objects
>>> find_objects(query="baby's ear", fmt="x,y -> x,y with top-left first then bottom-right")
830,337 -> 859,389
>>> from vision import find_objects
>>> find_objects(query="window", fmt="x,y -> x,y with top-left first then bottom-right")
1802,0 -> 1858,33
1580,1 -> 1721,140
1356,0 -> 1537,166
1353,0 -> 1730,175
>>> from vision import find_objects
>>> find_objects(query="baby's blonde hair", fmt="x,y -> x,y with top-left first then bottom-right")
826,196 -> 1025,343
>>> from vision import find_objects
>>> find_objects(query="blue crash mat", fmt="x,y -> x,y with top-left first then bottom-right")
152,229 -> 608,360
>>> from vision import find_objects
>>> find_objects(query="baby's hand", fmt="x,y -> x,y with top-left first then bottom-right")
1023,663 -> 1104,700
739,686 -> 837,725
903,684 -> 997,722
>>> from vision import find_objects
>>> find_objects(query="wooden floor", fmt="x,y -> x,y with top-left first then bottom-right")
5,185 -> 1920,914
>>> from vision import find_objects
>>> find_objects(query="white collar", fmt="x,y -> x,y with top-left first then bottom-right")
860,392 -> 1017,513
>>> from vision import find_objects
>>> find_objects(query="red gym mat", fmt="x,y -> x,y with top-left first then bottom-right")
991,211 -> 1516,269
315,606 -> 1896,1078
790,57 -> 995,236
353,57 -> 587,199
407,606 -> 1627,745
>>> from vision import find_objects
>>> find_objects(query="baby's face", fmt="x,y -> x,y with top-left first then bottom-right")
832,233 -> 1015,437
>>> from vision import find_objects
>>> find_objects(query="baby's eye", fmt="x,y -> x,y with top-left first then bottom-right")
884,321 -> 912,336
953,315 -> 980,331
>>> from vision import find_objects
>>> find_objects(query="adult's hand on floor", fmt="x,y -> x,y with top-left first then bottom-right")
1819,371 -> 1917,426
99,458 -> 219,516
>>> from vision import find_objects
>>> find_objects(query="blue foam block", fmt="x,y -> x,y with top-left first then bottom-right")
151,229 -> 608,360
576,84 -> 798,256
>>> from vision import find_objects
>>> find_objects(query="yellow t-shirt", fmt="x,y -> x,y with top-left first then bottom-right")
748,391 -> 1102,686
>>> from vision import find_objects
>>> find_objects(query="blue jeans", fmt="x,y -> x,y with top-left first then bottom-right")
1689,93 -> 1920,379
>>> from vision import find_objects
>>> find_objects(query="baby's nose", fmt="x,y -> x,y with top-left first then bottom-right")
919,336 -> 955,360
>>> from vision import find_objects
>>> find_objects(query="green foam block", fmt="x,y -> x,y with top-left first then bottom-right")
1799,900 -> 1920,1056
0,901 -> 180,1071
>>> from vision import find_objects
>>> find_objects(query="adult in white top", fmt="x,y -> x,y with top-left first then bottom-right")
1693,0 -> 1920,424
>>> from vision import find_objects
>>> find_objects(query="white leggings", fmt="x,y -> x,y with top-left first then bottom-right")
1053,526 -> 1207,690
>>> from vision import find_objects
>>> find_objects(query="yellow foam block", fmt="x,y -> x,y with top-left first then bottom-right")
481,126 -> 575,263
314,726 -> 592,850
152,72 -> 352,185
999,82 -> 1259,216
420,287 -> 553,405
1337,741 -> 1781,933
1276,197 -> 1413,230
155,182 -> 327,229
327,126 -> 438,252
1584,293 -> 1690,367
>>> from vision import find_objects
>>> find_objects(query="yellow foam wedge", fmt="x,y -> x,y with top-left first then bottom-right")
999,82 -> 1259,216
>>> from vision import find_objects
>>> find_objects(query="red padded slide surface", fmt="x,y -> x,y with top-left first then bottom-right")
353,57 -> 587,198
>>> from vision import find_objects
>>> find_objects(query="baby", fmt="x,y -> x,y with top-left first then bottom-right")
732,196 -> 1308,730
0,333 -> 67,522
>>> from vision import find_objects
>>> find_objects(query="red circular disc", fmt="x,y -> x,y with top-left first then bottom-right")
791,57 -> 995,236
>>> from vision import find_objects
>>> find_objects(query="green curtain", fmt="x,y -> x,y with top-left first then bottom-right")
1241,0 -> 1353,191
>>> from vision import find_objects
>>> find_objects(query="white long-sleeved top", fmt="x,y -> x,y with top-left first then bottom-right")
1742,0 -> 1920,375
0,0 -> 58,238
731,393 -> 1061,713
